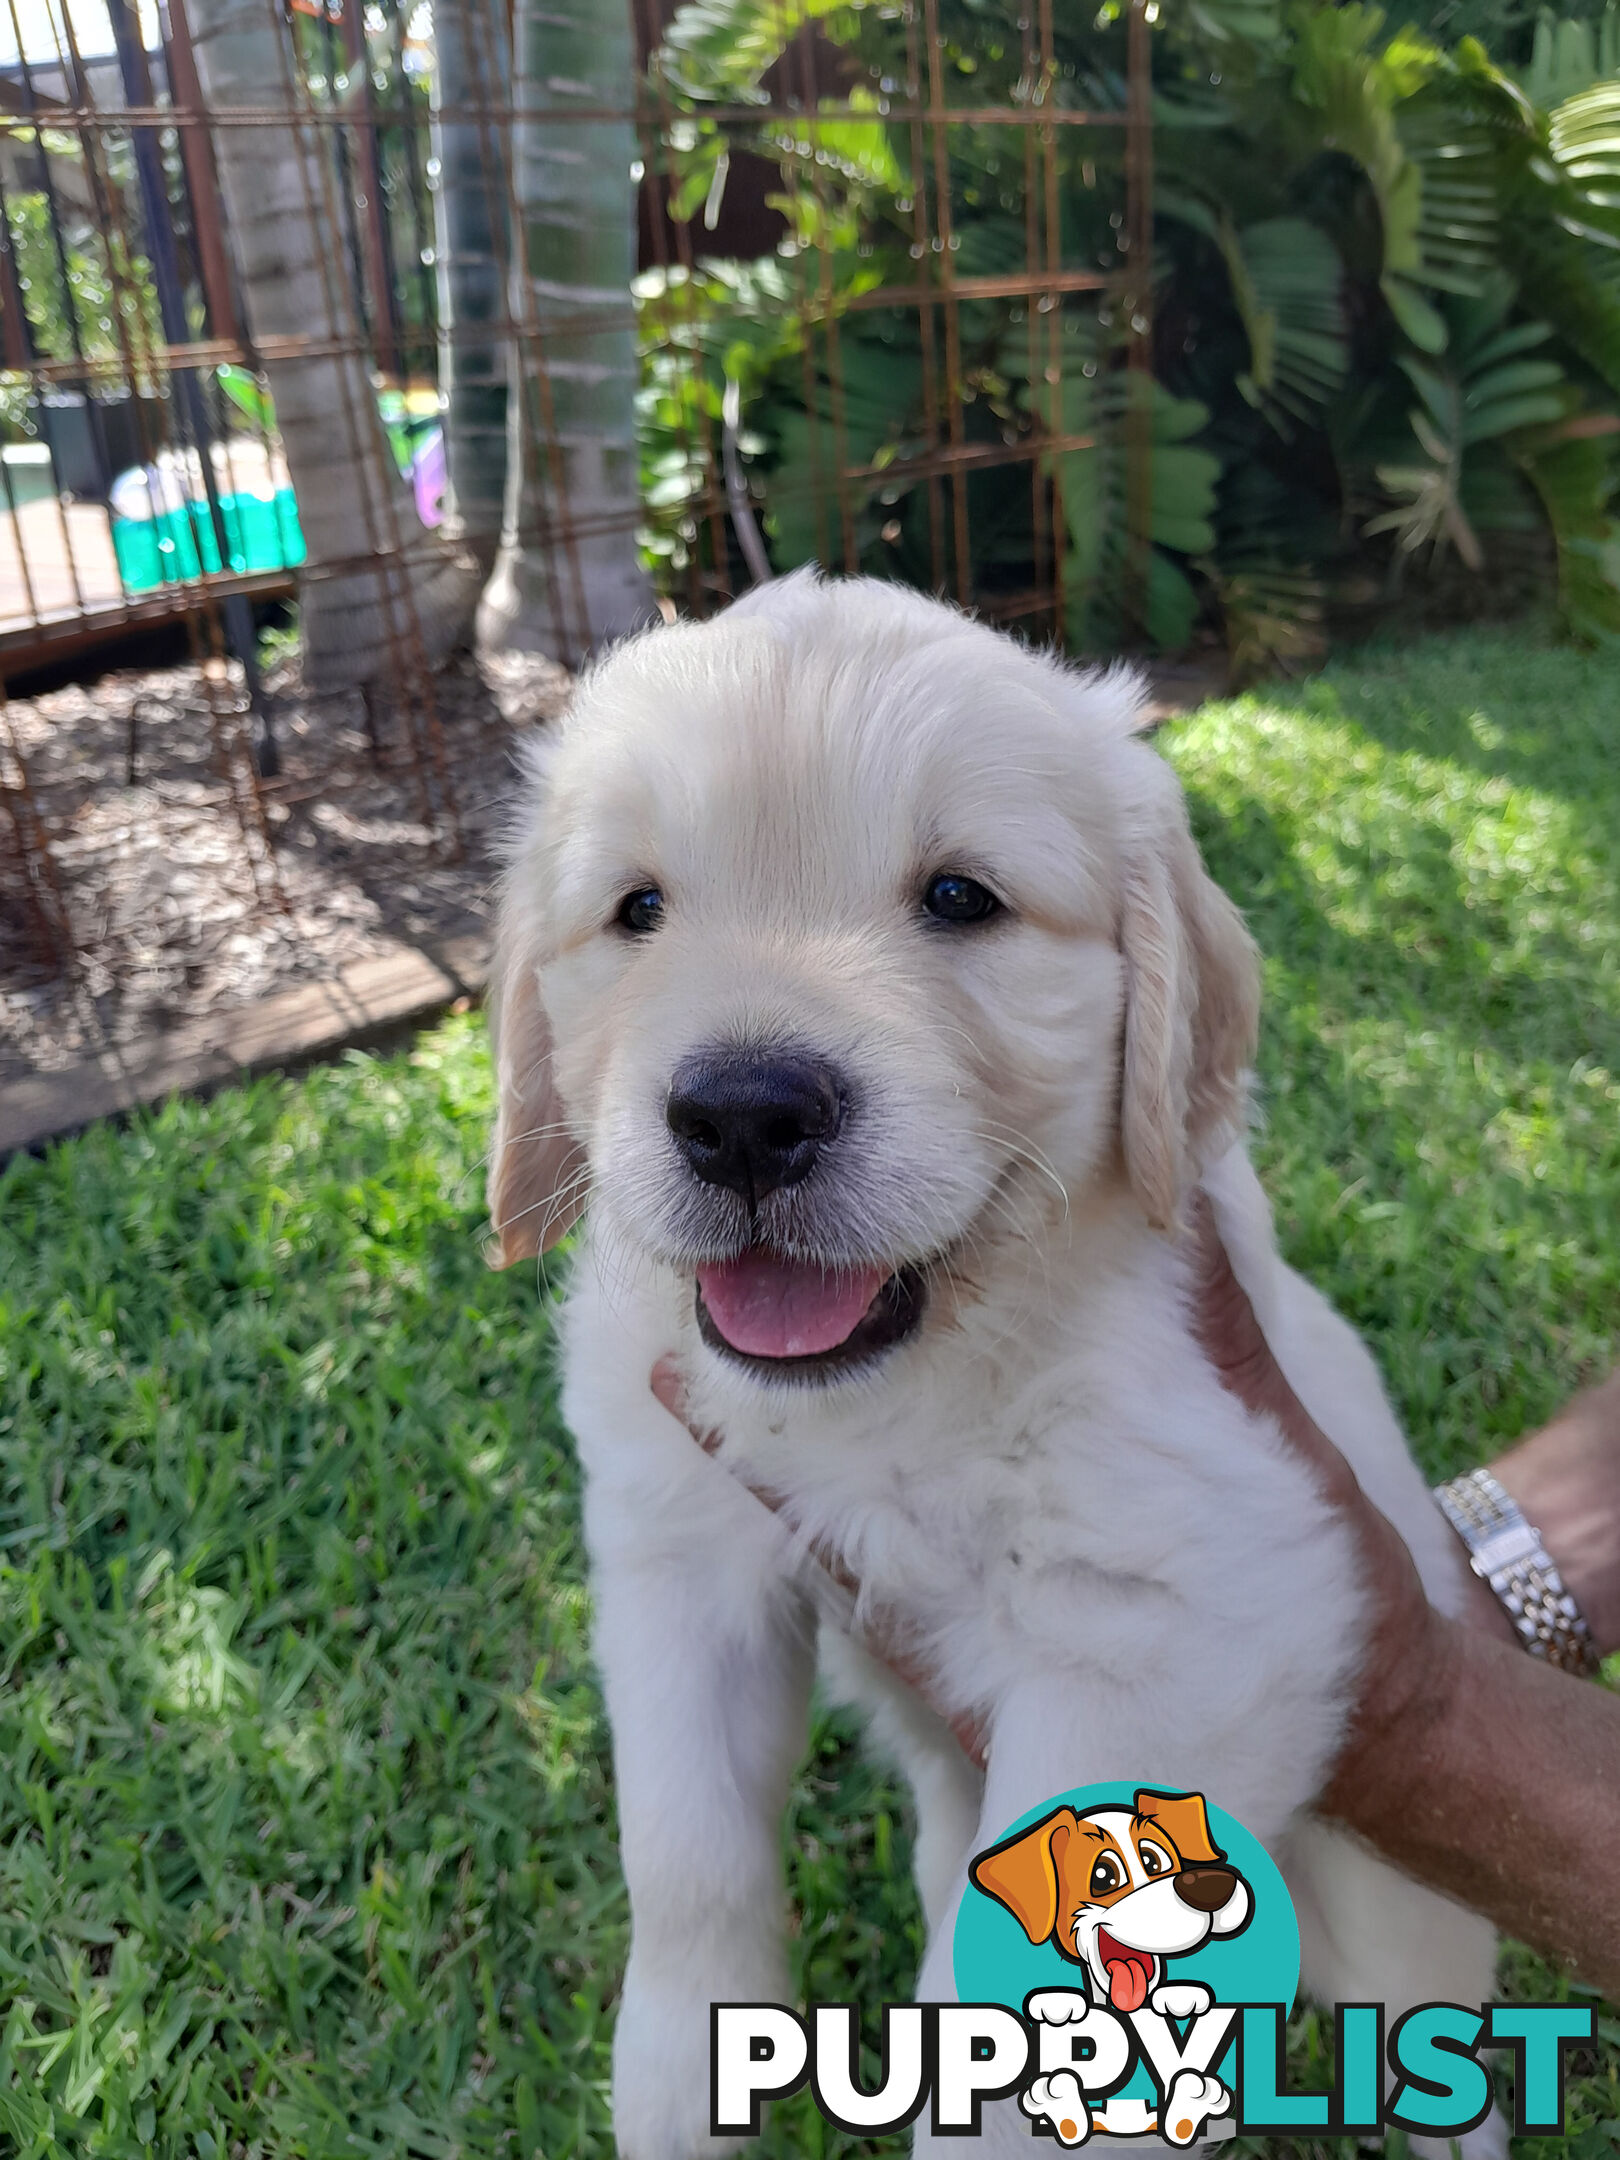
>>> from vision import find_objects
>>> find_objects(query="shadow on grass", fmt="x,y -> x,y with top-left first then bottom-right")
1185,781 -> 1618,1077
1267,627 -> 1619,811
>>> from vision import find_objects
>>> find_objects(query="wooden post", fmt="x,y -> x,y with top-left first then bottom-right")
162,0 -> 242,348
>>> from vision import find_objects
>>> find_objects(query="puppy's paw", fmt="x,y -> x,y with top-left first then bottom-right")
1148,1981 -> 1213,2020
1025,1988 -> 1092,2026
615,2050 -> 741,2160
1159,2069 -> 1230,2148
1020,2071 -> 1091,2145
614,1955 -> 770,2160
614,2081 -> 742,2160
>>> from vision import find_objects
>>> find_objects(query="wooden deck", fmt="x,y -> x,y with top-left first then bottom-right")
1,933 -> 491,1159
2,437 -> 300,669
0,497 -> 126,635
1,505 -> 294,673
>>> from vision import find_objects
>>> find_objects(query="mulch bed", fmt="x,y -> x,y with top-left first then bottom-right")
1,642 -> 1226,1097
1,646 -> 571,1085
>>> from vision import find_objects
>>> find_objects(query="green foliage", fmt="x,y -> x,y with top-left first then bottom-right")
1548,67 -> 1620,195
659,0 -> 865,103
1059,351 -> 1223,650
1382,0 -> 1616,69
1521,1 -> 1620,101
1187,0 -> 1286,46
1364,280 -> 1569,568
1229,214 -> 1353,426
640,0 -> 1620,661
213,363 -> 274,434
1520,425 -> 1620,638
1,174 -> 163,433
1,634 -> 1618,2150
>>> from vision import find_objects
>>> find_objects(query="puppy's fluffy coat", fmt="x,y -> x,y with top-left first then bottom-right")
488,574 -> 1503,2158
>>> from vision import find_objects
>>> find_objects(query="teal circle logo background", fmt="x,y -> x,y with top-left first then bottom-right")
952,1783 -> 1298,2107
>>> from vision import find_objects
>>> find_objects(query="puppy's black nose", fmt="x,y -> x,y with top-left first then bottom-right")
666,1050 -> 844,1201
1173,1865 -> 1237,1913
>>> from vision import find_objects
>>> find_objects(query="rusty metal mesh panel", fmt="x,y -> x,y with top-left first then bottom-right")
1,0 -> 1151,1072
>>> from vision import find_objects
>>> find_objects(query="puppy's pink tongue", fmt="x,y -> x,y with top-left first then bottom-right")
1105,1952 -> 1151,2015
697,1252 -> 883,1358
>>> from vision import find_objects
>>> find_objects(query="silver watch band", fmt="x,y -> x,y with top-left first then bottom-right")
1433,1466 -> 1601,1678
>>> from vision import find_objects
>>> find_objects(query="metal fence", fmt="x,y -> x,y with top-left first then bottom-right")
0,0 -> 1152,1058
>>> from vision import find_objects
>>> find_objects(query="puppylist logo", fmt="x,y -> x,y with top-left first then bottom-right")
711,1783 -> 1595,2145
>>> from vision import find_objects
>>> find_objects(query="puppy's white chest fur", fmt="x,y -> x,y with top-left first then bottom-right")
565,1159 -> 1365,1844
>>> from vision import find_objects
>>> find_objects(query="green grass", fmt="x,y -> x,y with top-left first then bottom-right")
0,623 -> 1616,2157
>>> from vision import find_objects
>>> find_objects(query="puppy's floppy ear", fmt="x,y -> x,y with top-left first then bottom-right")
969,1807 -> 1078,1946
485,895 -> 587,1269
1118,770 -> 1259,1230
1133,1788 -> 1225,1868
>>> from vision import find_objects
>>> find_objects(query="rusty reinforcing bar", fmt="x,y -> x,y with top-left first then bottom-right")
0,0 -> 1154,991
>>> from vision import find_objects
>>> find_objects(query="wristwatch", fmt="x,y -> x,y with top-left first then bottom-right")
1433,1466 -> 1601,1678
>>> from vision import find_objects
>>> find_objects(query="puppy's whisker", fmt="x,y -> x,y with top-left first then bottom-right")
491,1169 -> 592,1237
929,1168 -> 1058,1359
467,1121 -> 581,1200
500,1119 -> 578,1149
927,1019 -> 990,1060
528,1173 -> 593,1294
539,1166 -> 594,1246
592,1217 -> 658,1323
966,1123 -> 1072,1213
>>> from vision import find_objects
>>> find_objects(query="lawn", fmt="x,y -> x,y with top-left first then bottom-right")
0,623 -> 1616,2158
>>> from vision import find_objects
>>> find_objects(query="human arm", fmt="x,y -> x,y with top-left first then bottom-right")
1187,1197 -> 1620,1995
1487,1370 -> 1620,1654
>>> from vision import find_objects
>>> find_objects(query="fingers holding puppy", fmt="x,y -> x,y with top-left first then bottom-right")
1182,1190 -> 1463,1801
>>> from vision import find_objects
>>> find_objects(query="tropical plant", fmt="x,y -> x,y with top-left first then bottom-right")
639,0 -> 1620,667
1,173 -> 163,432
1386,0 -> 1614,63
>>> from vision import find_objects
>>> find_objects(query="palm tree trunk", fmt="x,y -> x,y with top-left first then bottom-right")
187,0 -> 481,692
432,0 -> 510,570
476,0 -> 651,661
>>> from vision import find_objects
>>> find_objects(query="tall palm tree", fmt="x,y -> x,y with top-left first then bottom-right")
431,0 -> 510,570
186,0 -> 480,692
476,0 -> 651,661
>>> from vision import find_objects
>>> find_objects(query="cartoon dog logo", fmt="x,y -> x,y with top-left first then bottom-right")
968,1788 -> 1252,2145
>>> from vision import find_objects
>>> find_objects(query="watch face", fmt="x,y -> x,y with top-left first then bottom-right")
1436,1474 -> 1599,1677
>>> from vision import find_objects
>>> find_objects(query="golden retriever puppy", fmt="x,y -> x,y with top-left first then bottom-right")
487,572 -> 1502,2160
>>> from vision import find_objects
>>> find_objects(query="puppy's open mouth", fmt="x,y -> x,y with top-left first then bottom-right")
694,1249 -> 924,1378
1094,1927 -> 1160,2014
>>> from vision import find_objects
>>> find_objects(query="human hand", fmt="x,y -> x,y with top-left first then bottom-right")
1182,1192 -> 1466,1817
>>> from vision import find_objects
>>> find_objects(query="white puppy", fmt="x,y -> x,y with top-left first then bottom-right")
487,573 -> 1503,2159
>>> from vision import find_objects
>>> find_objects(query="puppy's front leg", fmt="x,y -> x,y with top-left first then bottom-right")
591,1496 -> 816,2160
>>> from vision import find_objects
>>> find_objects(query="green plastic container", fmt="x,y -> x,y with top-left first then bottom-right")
111,488 -> 307,593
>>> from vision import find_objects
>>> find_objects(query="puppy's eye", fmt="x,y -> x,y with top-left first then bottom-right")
615,886 -> 664,936
1138,1840 -> 1172,1878
923,872 -> 1000,925
1089,1854 -> 1123,1898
